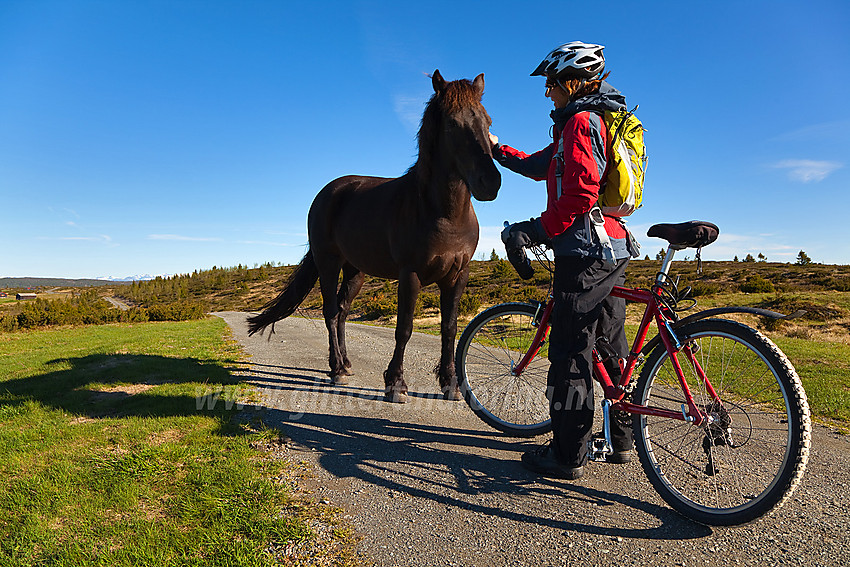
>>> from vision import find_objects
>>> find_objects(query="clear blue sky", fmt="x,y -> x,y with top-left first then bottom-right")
1,0 -> 848,279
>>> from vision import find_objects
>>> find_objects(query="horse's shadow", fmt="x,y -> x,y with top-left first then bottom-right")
250,364 -> 712,541
1,353 -> 246,431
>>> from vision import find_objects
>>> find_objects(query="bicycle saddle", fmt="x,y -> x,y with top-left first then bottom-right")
647,221 -> 719,249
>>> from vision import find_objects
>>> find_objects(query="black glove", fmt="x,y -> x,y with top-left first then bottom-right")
502,219 -> 547,251
501,219 -> 547,280
507,247 -> 535,280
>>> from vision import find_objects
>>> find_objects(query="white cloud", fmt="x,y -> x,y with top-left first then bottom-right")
59,235 -> 111,242
393,93 -> 426,132
147,234 -> 222,242
235,240 -> 304,247
769,120 -> 850,142
643,230 -> 798,261
771,159 -> 843,183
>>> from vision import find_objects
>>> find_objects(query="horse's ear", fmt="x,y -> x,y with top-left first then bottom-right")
432,69 -> 446,93
473,73 -> 485,95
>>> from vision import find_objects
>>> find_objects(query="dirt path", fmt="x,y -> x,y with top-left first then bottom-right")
215,312 -> 849,567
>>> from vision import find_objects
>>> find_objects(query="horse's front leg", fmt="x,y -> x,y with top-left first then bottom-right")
437,267 -> 470,401
384,271 -> 421,403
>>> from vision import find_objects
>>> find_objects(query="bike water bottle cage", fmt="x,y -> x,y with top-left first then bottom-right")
647,221 -> 719,250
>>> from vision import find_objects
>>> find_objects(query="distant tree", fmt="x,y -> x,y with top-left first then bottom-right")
733,255 -> 739,262
796,250 -> 812,265
656,248 -> 666,261
757,253 -> 767,262
490,248 -> 500,261
644,255 -> 650,261
743,254 -> 755,262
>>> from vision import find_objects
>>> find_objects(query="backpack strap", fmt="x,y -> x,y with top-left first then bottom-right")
553,111 -> 608,199
585,205 -> 617,265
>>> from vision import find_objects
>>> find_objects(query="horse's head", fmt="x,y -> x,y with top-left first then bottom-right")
421,70 -> 501,202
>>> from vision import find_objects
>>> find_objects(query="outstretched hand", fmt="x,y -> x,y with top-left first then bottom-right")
489,132 -> 499,148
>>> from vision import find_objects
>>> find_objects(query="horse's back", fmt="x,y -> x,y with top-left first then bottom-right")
308,174 -> 409,277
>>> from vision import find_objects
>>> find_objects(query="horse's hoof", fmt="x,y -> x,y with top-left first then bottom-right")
442,388 -> 462,401
331,374 -> 349,385
384,390 -> 408,404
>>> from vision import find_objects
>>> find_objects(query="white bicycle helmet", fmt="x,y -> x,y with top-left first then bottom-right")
531,41 -> 605,80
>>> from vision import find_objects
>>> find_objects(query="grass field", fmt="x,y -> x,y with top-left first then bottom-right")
0,318 -> 356,566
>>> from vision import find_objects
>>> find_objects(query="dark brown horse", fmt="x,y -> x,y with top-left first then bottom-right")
247,70 -> 500,403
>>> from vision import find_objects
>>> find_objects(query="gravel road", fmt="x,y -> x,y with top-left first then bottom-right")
214,312 -> 849,567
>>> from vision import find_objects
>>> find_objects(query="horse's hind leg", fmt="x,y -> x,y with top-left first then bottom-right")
333,263 -> 364,384
316,259 -> 349,384
384,270 -> 421,403
436,268 -> 470,400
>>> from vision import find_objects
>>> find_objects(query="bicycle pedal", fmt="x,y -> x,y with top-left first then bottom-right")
588,437 -> 613,462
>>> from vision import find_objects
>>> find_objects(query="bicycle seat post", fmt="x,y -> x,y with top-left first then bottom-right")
656,244 -> 684,284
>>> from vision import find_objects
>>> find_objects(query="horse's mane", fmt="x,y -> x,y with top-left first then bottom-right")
408,78 -> 482,185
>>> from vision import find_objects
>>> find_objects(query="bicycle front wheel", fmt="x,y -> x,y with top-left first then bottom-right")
455,303 -> 551,437
633,318 -> 811,525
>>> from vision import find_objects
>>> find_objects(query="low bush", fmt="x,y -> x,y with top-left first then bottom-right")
490,259 -> 514,278
458,291 -> 481,315
3,291 -> 205,331
740,275 -> 776,293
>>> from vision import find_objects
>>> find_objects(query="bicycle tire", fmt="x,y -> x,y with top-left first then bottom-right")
455,303 -> 551,436
632,318 -> 811,525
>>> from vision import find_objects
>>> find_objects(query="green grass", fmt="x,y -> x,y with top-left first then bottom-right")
770,334 -> 850,423
0,319 -> 337,567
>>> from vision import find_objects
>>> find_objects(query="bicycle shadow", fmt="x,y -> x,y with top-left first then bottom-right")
258,406 -> 713,541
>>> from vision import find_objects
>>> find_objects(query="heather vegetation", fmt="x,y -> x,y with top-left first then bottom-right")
0,290 -> 204,332
2,259 -> 848,335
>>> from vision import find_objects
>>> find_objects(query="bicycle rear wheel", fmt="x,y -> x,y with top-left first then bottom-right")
455,302 -> 551,436
632,318 -> 810,525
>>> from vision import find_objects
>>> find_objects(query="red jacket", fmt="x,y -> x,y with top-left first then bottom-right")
496,111 -> 629,242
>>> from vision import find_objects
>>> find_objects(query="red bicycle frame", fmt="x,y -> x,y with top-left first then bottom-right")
511,285 -> 718,426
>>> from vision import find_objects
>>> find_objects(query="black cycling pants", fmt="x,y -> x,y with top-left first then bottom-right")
546,255 -> 632,466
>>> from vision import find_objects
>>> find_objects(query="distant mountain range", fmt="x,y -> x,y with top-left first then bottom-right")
95,274 -> 171,282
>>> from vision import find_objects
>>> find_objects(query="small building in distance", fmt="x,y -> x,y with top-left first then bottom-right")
16,293 -> 37,300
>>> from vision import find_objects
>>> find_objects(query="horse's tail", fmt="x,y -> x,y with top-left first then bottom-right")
247,250 -> 319,336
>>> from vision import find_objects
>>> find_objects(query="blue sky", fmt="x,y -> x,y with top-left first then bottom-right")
1,0 -> 848,279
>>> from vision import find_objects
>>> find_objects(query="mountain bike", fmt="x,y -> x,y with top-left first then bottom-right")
455,221 -> 811,525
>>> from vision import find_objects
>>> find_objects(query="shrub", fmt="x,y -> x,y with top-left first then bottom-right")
419,291 -> 441,310
690,281 -> 721,297
519,285 -> 545,303
0,312 -> 18,332
458,291 -> 481,316
739,275 -> 775,293
490,259 -> 514,278
146,302 -> 205,322
359,293 -> 397,320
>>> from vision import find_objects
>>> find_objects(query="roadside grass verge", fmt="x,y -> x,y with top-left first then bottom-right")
0,319 -> 354,566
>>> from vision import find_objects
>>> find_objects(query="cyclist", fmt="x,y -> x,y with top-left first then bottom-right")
491,42 -> 640,480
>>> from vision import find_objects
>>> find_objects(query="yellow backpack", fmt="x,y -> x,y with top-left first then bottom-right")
598,107 -> 647,217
